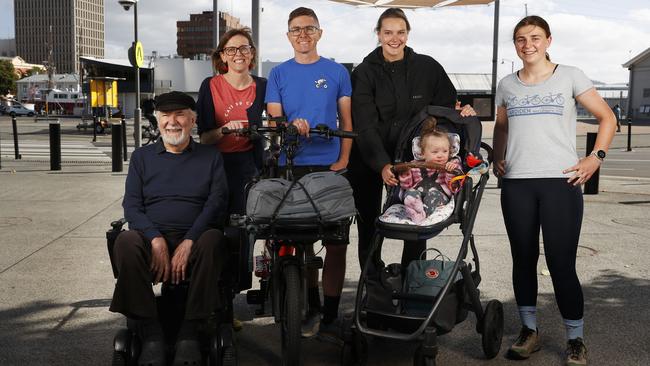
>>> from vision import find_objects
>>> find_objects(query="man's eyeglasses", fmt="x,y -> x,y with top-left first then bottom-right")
287,26 -> 320,36
221,45 -> 254,56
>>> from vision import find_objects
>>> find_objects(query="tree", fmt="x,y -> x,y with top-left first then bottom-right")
26,66 -> 43,77
0,60 -> 17,96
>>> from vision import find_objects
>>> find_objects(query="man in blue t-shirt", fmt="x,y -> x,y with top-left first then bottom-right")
266,6 -> 352,341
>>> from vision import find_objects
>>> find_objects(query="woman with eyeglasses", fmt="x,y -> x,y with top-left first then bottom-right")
349,8 -> 475,268
197,28 -> 266,218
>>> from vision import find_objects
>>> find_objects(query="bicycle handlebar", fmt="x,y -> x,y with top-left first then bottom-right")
222,123 -> 357,139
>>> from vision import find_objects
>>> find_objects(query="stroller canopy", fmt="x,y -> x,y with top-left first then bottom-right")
394,106 -> 483,164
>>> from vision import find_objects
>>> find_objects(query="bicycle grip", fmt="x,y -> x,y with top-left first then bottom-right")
330,130 -> 357,139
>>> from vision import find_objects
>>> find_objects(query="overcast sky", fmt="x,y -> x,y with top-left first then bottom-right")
1,0 -> 649,83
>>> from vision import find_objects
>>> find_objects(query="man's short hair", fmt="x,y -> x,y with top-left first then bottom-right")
288,7 -> 319,27
154,91 -> 196,112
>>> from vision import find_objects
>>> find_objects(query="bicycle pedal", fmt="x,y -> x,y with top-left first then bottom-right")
304,256 -> 323,269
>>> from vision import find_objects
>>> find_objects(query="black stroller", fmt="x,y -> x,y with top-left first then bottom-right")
341,106 -> 503,366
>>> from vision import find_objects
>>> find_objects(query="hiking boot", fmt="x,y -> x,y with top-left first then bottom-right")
566,337 -> 587,366
507,327 -> 541,360
317,318 -> 344,346
301,310 -> 320,338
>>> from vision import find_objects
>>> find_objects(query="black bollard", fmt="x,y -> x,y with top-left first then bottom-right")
111,122 -> 123,172
92,115 -> 98,142
12,116 -> 21,159
584,132 -> 599,195
49,121 -> 61,171
121,117 -> 127,161
626,118 -> 632,152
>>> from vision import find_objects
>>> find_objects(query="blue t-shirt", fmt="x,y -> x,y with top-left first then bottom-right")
266,57 -> 352,166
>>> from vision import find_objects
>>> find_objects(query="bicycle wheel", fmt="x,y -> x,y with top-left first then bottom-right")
281,263 -> 301,366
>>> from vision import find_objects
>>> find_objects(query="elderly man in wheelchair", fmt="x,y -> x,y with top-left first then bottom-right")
107,91 -> 231,366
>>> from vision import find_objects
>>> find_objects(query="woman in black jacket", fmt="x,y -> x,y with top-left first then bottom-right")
350,8 -> 473,267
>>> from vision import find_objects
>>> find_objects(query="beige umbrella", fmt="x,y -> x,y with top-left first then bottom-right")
328,0 -> 500,120
328,0 -> 493,8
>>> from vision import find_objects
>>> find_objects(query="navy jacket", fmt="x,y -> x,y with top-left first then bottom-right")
123,139 -> 228,241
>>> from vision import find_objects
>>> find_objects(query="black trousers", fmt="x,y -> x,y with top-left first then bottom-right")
109,229 -> 227,320
347,146 -> 425,268
501,178 -> 584,320
222,150 -> 258,216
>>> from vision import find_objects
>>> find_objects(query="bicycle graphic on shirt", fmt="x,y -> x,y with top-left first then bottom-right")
508,93 -> 565,107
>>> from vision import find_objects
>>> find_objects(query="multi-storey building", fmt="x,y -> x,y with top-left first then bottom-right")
177,11 -> 243,59
14,0 -> 104,74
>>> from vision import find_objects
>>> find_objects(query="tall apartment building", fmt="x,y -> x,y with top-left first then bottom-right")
14,0 -> 105,74
177,11 -> 243,59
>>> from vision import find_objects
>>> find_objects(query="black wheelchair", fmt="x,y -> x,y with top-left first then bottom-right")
106,219 -> 244,366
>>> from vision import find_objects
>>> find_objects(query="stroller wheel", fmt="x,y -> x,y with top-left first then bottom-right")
481,300 -> 504,359
111,350 -> 127,366
413,346 -> 436,366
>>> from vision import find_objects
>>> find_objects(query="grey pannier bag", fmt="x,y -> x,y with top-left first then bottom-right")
246,171 -> 356,224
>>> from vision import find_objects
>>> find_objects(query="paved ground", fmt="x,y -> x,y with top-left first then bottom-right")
0,117 -> 649,365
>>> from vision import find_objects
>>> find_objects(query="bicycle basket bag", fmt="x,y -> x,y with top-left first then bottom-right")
246,171 -> 355,224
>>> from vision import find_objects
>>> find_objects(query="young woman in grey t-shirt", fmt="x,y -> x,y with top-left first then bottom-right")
493,15 -> 616,366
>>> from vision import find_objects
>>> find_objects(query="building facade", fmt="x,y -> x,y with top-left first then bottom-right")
176,11 -> 243,59
14,0 -> 104,75
623,47 -> 650,122
0,38 -> 17,57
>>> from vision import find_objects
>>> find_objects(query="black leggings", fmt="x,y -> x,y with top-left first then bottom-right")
501,178 -> 584,320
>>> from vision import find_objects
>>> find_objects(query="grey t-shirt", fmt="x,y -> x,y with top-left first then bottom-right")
495,64 -> 593,178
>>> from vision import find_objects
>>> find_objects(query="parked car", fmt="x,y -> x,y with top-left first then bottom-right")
7,105 -> 35,117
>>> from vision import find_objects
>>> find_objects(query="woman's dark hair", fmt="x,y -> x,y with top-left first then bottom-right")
374,7 -> 411,33
288,7 -> 319,26
212,28 -> 256,74
513,15 -> 551,61
419,117 -> 451,153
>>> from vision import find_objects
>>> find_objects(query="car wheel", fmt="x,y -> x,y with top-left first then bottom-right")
28,112 -> 35,117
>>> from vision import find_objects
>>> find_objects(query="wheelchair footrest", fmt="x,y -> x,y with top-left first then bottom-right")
305,256 -> 323,270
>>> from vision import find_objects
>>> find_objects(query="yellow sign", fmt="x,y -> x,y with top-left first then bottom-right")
90,80 -> 118,107
134,41 -> 144,67
129,41 -> 144,68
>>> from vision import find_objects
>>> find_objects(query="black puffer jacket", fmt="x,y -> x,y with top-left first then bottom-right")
351,46 -> 457,172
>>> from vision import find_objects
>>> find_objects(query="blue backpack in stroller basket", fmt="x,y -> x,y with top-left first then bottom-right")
342,106 -> 503,366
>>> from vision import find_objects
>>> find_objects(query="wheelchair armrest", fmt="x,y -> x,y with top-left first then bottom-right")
106,218 -> 126,279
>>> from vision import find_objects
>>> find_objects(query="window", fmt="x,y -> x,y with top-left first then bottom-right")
640,105 -> 650,114
644,88 -> 650,98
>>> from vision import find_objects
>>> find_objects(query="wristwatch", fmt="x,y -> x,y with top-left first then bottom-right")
590,150 -> 606,162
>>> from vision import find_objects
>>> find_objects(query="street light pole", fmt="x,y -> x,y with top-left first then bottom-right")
119,0 -> 142,148
133,2 -> 142,147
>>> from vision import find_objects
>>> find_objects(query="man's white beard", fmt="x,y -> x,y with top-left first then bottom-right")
161,127 -> 189,146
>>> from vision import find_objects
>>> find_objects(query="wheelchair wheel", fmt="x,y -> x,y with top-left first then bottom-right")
481,300 -> 504,359
281,263 -> 301,366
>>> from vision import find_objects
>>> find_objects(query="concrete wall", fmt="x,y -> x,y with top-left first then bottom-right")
629,55 -> 650,121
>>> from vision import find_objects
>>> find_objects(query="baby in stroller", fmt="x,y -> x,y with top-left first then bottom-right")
398,117 -> 464,223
